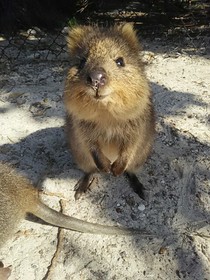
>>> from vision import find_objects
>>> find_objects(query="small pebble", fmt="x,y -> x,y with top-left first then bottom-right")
138,204 -> 145,211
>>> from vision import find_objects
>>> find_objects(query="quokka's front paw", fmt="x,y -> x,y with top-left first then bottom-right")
91,148 -> 111,173
111,158 -> 127,176
98,157 -> 112,173
93,153 -> 111,173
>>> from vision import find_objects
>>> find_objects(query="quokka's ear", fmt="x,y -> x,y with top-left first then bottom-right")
116,23 -> 141,51
67,25 -> 94,55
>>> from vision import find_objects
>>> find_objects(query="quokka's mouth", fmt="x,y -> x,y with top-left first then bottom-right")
92,85 -> 105,100
89,84 -> 110,100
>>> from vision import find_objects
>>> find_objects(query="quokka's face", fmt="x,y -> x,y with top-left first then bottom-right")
66,24 -> 147,104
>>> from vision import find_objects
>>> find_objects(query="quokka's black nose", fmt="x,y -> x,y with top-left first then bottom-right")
87,68 -> 107,88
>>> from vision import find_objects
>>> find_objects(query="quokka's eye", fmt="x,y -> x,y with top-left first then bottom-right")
115,57 -> 125,67
78,57 -> 87,70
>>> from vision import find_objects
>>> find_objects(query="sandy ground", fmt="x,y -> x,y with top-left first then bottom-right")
0,34 -> 210,280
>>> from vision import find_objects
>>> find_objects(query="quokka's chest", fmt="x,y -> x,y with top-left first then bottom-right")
96,125 -> 128,142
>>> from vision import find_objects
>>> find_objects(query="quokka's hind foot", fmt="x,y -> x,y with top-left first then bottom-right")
126,172 -> 145,200
74,173 -> 95,200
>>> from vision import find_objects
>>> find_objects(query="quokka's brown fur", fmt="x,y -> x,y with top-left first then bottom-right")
64,23 -> 155,199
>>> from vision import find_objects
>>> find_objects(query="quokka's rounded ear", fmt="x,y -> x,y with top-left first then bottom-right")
116,23 -> 141,51
66,25 -> 94,55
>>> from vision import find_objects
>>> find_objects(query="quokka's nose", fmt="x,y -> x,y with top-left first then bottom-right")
87,68 -> 107,88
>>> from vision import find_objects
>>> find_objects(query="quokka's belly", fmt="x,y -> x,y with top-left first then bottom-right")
101,142 -> 119,164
